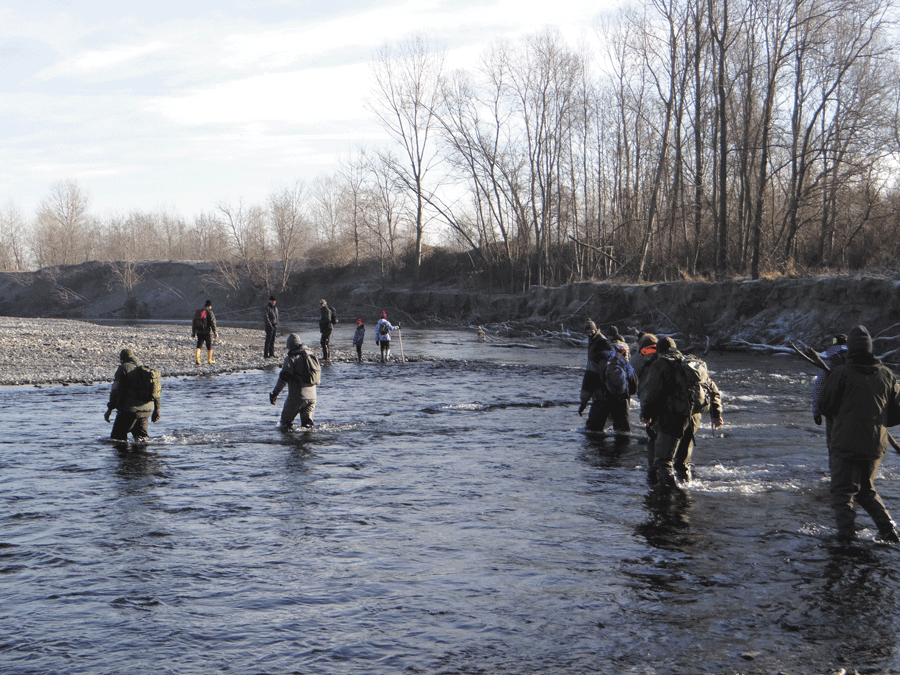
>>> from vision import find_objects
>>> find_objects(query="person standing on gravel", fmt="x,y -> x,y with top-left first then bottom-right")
374,311 -> 399,362
104,348 -> 160,442
191,299 -> 218,364
319,299 -> 337,363
264,296 -> 278,359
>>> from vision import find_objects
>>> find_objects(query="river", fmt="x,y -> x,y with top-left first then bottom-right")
2,328 -> 899,674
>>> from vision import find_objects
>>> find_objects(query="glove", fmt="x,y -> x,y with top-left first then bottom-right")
151,408 -> 161,423
578,400 -> 588,416
397,323 -> 401,329
814,414 -> 822,426
104,408 -> 112,423
269,392 -> 277,405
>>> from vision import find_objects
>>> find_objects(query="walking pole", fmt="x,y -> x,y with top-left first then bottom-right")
397,327 -> 405,362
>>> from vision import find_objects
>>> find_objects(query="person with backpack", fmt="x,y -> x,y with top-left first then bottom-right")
319,299 -> 338,363
375,311 -> 399,362
352,318 -> 366,363
104,348 -> 161,442
640,337 -> 723,487
630,332 -> 660,471
821,325 -> 900,542
269,333 -> 321,430
263,295 -> 279,359
191,299 -> 218,365
578,320 -> 635,434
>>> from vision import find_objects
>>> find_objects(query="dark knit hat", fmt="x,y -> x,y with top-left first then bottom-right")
608,325 -> 623,340
847,325 -> 872,354
119,348 -> 134,362
657,336 -> 677,353
269,295 -> 276,301
585,320 -> 598,333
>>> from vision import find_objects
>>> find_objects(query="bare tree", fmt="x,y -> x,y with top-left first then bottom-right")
31,180 -> 93,267
369,35 -> 445,279
268,182 -> 308,291
0,202 -> 29,270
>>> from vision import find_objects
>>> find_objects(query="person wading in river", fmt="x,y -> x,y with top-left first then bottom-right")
578,320 -> 633,434
269,334 -> 321,430
263,295 -> 278,359
820,325 -> 900,543
104,348 -> 161,442
319,299 -> 337,363
640,337 -> 723,487
631,332 -> 660,479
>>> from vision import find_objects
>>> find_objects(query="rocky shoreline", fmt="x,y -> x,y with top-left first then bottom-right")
0,317 -> 431,386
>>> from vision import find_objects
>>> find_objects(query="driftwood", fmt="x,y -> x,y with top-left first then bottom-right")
788,341 -> 900,454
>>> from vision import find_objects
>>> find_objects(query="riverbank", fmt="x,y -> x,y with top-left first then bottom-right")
0,317 -> 432,386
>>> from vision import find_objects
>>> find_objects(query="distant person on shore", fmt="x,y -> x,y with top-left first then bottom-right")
821,325 -> 900,542
264,295 -> 278,359
639,337 -> 723,487
375,311 -> 399,362
104,348 -> 161,442
811,333 -> 847,447
352,318 -> 365,362
192,299 -> 218,364
319,299 -> 338,363
269,334 -> 321,430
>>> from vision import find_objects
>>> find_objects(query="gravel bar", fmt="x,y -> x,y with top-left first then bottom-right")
0,317 -> 430,386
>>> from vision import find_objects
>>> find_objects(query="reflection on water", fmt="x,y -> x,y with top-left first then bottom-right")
1,332 -> 900,674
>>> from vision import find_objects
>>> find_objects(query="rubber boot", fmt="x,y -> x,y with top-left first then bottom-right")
385,349 -> 391,362
207,349 -> 215,364
195,348 -> 201,365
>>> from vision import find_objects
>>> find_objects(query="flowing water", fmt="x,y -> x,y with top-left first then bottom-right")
2,328 -> 900,675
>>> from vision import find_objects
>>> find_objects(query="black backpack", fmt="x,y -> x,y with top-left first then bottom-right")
192,308 -> 208,332
379,322 -> 389,335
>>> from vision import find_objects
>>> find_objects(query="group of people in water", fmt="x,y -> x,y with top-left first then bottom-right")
102,299 -> 900,543
578,320 -> 900,543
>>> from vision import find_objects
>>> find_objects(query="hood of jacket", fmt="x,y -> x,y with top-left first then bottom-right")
286,333 -> 306,354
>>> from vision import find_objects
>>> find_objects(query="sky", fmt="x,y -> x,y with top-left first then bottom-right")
0,0 -> 612,221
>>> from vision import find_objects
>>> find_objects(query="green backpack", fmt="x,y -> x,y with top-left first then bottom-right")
128,365 -> 161,402
664,353 -> 710,417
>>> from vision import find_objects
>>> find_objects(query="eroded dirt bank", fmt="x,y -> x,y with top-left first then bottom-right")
1,262 -> 898,353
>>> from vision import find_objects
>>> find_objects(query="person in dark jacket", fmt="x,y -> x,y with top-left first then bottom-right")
264,296 -> 279,358
192,299 -> 218,364
640,337 -> 723,486
579,320 -> 631,433
630,332 -> 659,476
319,299 -> 337,362
352,319 -> 366,362
270,334 -> 320,429
104,348 -> 160,442
821,325 -> 900,542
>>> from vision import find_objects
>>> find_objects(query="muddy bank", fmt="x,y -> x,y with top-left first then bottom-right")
2,262 -> 899,354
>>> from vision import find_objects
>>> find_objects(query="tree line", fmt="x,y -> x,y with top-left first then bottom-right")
2,0 -> 898,291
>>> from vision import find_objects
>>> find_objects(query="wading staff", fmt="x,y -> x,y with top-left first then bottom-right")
397,326 -> 405,362
788,342 -> 900,454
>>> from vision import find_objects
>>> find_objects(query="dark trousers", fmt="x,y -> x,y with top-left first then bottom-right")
320,331 -> 332,361
829,451 -> 895,536
651,414 -> 699,483
380,340 -> 391,361
355,343 -> 362,361
586,397 -> 630,433
195,333 -> 212,350
111,411 -> 150,442
264,325 -> 277,358
280,394 -> 316,429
